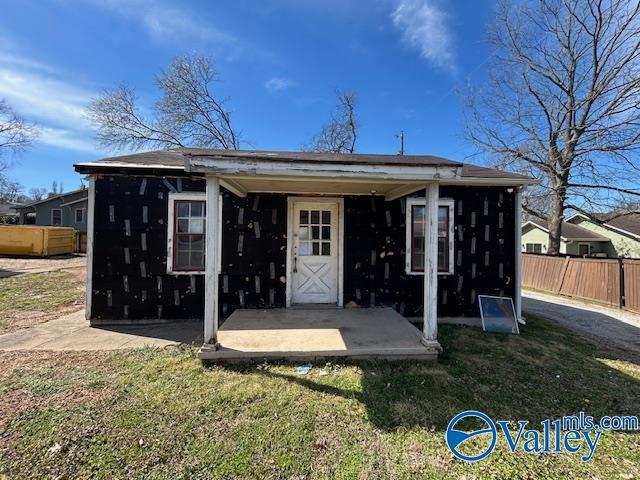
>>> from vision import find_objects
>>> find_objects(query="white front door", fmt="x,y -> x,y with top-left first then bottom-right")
291,199 -> 339,304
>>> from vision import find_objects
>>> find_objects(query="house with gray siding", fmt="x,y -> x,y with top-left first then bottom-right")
15,188 -> 89,232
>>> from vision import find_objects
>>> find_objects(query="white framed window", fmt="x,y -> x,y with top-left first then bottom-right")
525,243 -> 542,254
166,192 -> 222,275
167,192 -> 207,274
405,198 -> 455,275
51,208 -> 62,226
75,208 -> 84,223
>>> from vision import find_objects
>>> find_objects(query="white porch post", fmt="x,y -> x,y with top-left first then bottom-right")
204,176 -> 220,346
514,186 -> 523,322
422,183 -> 440,349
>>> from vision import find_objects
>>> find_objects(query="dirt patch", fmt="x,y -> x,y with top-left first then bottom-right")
0,254 -> 86,278
0,350 -> 109,380
0,267 -> 86,334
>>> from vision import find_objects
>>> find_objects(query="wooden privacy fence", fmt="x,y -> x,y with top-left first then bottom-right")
522,253 -> 640,313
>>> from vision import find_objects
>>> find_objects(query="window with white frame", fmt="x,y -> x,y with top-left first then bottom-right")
405,198 -> 455,275
166,192 -> 222,275
75,208 -> 84,223
167,193 -> 206,273
525,243 -> 542,254
51,208 -> 62,226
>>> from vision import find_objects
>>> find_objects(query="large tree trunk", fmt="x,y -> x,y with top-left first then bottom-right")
547,189 -> 564,255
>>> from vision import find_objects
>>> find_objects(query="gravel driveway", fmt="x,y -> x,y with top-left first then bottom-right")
523,289 -> 640,359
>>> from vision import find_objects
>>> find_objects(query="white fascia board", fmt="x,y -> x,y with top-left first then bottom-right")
567,237 -> 611,242
565,213 -> 587,222
75,161 -> 185,170
60,196 -> 89,207
187,157 -> 460,181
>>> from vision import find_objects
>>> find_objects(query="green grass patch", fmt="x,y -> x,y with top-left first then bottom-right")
0,269 -> 84,333
1,317 -> 639,479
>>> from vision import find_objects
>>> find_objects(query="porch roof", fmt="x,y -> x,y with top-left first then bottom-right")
74,148 -> 536,199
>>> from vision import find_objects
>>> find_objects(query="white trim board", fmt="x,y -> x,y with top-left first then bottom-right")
85,176 -> 95,320
405,197 -> 455,276
166,192 -> 207,275
188,156 -> 461,181
514,188 -> 523,322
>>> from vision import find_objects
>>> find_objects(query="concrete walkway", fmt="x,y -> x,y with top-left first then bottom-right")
523,289 -> 640,355
0,310 -> 202,351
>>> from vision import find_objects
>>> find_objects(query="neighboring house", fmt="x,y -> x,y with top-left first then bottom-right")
521,219 -> 611,256
14,189 -> 89,232
0,201 -> 20,224
75,148 -> 534,359
567,213 -> 640,258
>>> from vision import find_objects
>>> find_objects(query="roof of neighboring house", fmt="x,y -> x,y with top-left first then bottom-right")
567,212 -> 640,240
74,148 -> 534,183
523,218 -> 611,241
604,213 -> 640,238
15,188 -> 88,210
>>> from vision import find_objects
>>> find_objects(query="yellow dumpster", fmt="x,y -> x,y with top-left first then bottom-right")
0,225 -> 76,257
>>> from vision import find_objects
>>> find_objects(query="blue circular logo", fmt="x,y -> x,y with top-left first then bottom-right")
445,410 -> 497,462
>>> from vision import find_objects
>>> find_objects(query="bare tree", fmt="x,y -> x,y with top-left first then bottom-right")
0,178 -> 23,202
48,180 -> 64,197
88,55 -> 240,151
28,187 -> 47,201
466,0 -> 640,254
0,99 -> 37,200
305,91 -> 357,154
0,99 -> 37,160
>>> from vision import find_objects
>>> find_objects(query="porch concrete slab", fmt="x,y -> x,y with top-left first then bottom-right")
199,307 -> 440,361
0,309 -> 202,351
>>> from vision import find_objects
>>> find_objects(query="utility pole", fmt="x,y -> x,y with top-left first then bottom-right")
396,130 -> 404,155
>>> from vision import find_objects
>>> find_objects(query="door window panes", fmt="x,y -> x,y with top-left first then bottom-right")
298,208 -> 332,256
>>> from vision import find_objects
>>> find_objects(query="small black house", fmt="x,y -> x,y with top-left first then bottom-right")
75,149 -> 533,359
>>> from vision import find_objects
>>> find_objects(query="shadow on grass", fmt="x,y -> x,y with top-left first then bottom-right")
214,316 -> 640,432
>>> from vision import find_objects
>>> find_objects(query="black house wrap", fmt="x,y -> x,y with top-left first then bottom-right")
91,174 -> 288,321
342,186 -> 516,317
90,174 -> 515,321
91,175 -> 206,321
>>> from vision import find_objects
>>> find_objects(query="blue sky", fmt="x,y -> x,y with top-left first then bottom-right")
1,0 -> 494,192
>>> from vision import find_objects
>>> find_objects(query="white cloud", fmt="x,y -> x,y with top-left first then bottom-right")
89,0 -> 247,59
0,51 -> 99,153
391,0 -> 456,72
39,127 -> 97,153
265,77 -> 297,92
